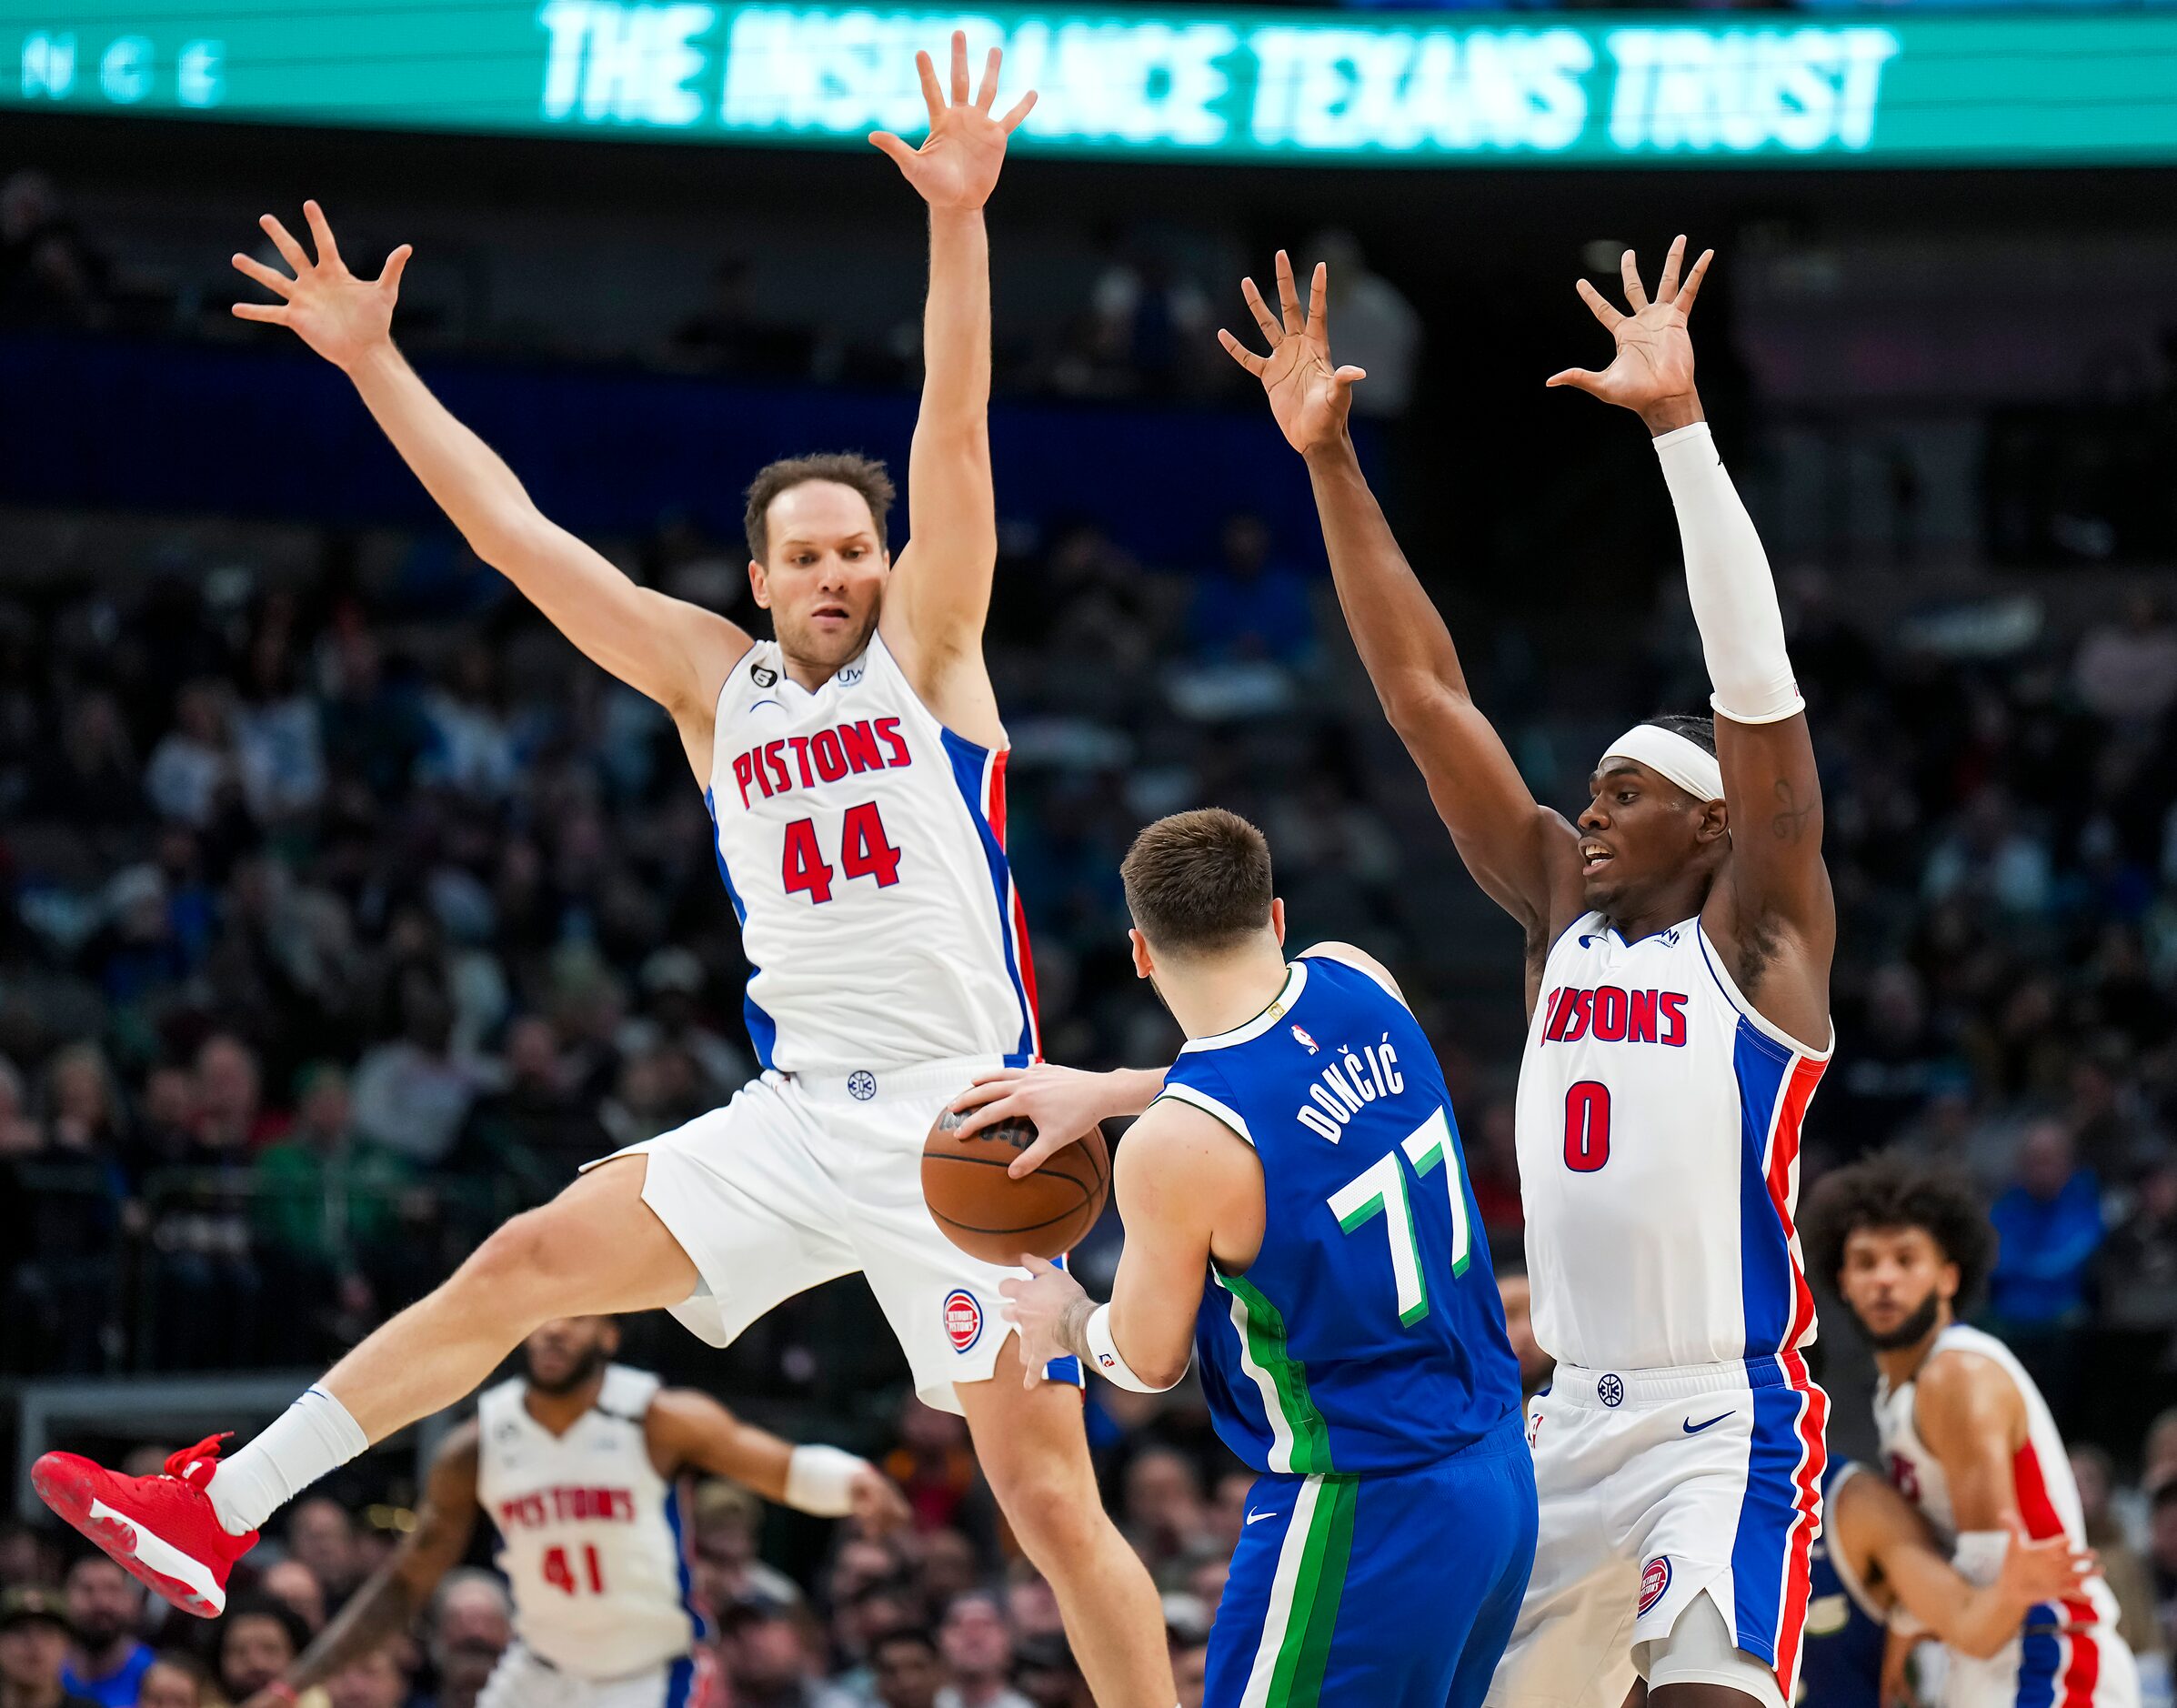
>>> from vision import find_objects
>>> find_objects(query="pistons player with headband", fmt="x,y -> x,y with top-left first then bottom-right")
1804,1155 -> 2139,1708
33,36 -> 1178,1708
236,1316 -> 907,1708
1219,238 -> 1835,1708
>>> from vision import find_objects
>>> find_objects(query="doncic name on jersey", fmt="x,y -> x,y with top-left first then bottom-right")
1295,1033 -> 1405,1144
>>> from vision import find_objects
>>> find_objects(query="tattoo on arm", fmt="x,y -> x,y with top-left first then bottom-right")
1768,779 -> 1817,845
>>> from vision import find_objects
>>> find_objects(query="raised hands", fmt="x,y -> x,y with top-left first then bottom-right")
869,31 -> 1037,211
1546,235 -> 1713,429
231,201 -> 409,373
1219,251 -> 1368,457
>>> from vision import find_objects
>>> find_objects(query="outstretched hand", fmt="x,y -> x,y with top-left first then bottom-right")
230,200 -> 409,373
869,31 -> 1037,210
1219,251 -> 1367,456
1546,235 -> 1712,429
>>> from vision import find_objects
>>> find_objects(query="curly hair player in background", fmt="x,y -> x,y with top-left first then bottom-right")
1805,1154 -> 2139,1708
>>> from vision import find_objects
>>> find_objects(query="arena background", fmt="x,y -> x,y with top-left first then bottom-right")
2,5 -> 2175,1703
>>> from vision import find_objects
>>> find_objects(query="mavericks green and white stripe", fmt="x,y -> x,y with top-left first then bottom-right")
1239,1472 -> 1359,1708
1215,1273 -> 1332,1475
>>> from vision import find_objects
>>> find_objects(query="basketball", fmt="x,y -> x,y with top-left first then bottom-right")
921,1103 -> 1110,1265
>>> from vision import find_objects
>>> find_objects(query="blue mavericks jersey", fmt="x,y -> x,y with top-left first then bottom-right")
1799,1461 -> 1885,1708
1160,954 -> 1523,1476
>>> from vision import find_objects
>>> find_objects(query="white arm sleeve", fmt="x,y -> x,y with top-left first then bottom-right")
783,1445 -> 870,1517
1950,1529 -> 2011,1589
1085,1303 -> 1188,1394
1652,421 -> 1804,727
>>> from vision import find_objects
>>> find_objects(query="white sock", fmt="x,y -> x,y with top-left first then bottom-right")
205,1387 -> 369,1537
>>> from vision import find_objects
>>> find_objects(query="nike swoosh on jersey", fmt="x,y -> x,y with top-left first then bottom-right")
1681,1412 -> 1732,1434
1245,1509 -> 1279,1525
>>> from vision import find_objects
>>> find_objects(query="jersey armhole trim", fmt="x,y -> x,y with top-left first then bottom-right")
1694,925 -> 1834,1060
1152,1081 -> 1255,1147
870,629 -> 1010,756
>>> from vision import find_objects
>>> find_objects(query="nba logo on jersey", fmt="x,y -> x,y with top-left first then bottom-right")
943,1290 -> 983,1353
1290,1024 -> 1319,1054
1638,1557 -> 1671,1616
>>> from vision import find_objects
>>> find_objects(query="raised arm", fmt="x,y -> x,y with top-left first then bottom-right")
645,1388 -> 907,1533
232,204 -> 749,773
1220,254 -> 1581,951
261,1421 -> 480,1701
868,35 -> 1035,741
1549,239 -> 1834,1031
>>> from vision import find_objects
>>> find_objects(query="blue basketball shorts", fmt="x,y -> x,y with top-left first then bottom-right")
1205,1413 -> 1538,1708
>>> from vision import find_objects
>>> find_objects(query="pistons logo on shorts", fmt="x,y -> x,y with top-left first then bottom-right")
1638,1556 -> 1672,1617
943,1289 -> 984,1353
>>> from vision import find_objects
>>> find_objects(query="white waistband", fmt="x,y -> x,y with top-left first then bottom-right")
1547,1358 -> 1792,1408
780,1053 -> 1008,1105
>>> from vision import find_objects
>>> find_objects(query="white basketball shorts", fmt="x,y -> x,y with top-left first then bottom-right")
1921,1613 -> 2140,1708
582,1054 -> 1082,1414
1485,1353 -> 1827,1708
475,1643 -> 717,1708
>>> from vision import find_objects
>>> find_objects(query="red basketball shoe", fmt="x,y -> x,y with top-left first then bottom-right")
32,1434 -> 258,1617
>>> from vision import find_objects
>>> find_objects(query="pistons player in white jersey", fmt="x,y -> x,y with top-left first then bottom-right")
1806,1156 -> 2138,1708
1205,242 -> 1836,1708
238,1317 -> 904,1708
34,36 -> 1177,1707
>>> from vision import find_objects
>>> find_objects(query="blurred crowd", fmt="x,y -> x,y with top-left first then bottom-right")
0,1388 -> 1239,1708
4,1388 -> 2177,1708
1,459 -> 2174,1380
5,136 -> 2177,1708
0,171 -> 1424,421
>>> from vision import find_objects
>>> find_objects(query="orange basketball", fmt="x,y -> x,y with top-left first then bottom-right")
921,1102 -> 1110,1265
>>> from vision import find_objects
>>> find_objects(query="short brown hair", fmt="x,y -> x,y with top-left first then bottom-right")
1121,809 -> 1274,954
743,452 -> 895,562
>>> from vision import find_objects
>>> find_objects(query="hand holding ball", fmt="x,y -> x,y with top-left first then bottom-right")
921,1102 -> 1109,1264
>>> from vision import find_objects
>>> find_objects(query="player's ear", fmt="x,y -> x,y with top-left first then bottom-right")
1697,798 -> 1729,843
1128,927 -> 1153,980
1269,898 -> 1287,946
1937,1258 -> 1961,1305
748,559 -> 770,608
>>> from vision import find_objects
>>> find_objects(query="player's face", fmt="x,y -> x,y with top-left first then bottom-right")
749,482 -> 890,672
521,1315 -> 617,1393
1837,1224 -> 1958,1350
1577,761 -> 1722,914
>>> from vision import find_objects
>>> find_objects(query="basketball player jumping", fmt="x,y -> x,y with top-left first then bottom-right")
34,38 -> 1178,1706
240,1316 -> 906,1708
1805,1155 -> 2139,1708
1219,243 -> 1835,1708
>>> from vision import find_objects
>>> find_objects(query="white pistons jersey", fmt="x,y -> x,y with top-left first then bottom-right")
706,633 -> 1038,1072
1874,1324 -> 2123,1632
1515,912 -> 1831,1371
476,1366 -> 700,1679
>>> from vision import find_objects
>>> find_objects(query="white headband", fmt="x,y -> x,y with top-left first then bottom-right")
1601,724 -> 1724,804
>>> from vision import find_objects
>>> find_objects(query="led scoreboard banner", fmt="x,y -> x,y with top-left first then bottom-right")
5,2 -> 2177,166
